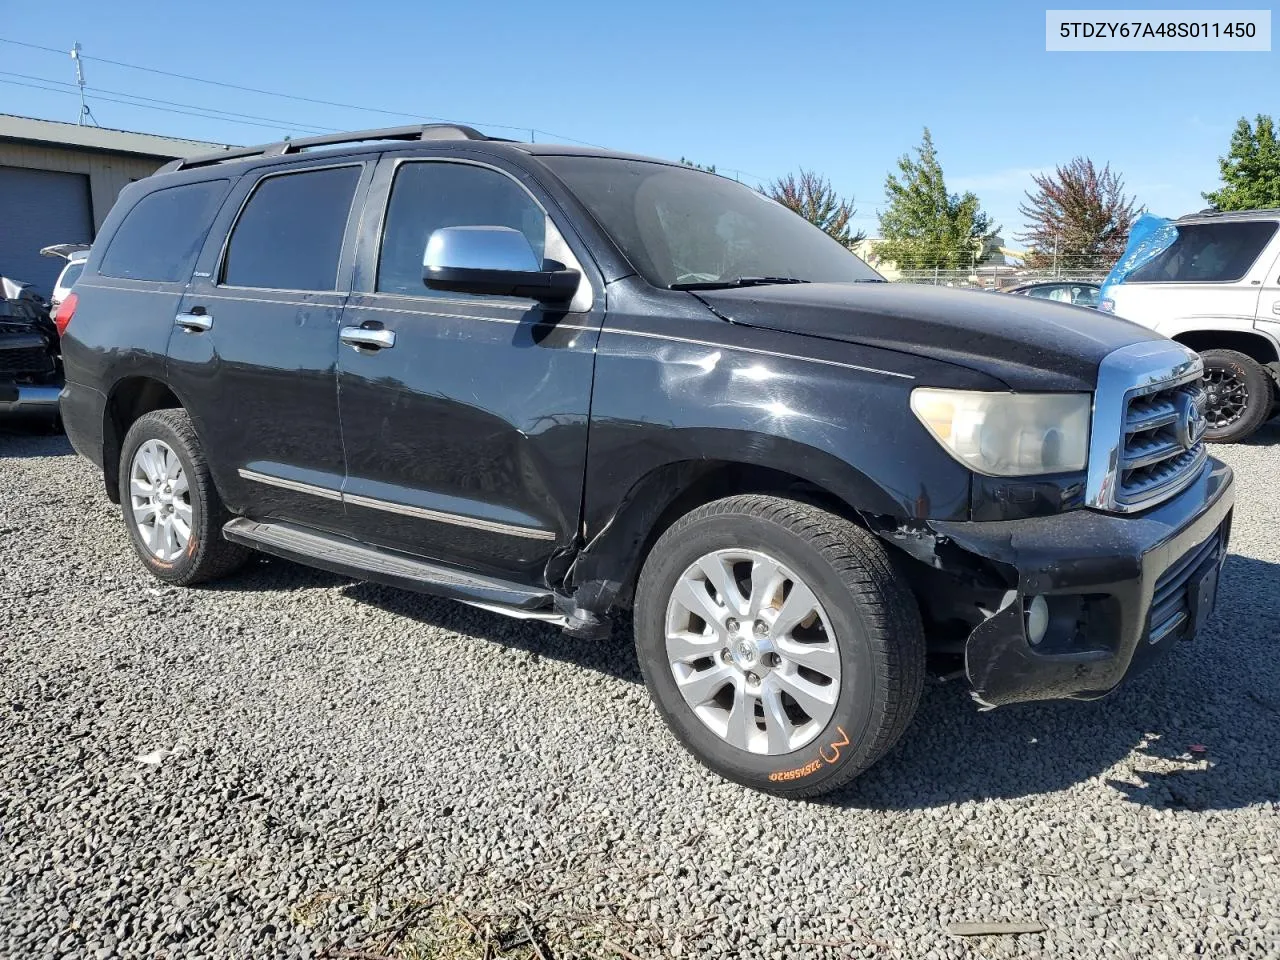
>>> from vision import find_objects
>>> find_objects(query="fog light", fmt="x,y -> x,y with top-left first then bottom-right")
1026,595 -> 1050,646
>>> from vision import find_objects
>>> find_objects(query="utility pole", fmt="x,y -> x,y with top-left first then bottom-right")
70,42 -> 95,126
1052,233 -> 1059,278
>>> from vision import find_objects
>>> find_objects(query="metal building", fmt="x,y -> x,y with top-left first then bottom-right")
0,114 -> 230,296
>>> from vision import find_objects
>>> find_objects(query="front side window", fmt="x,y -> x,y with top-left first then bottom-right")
1126,221 -> 1278,284
542,155 -> 882,289
99,179 -> 229,282
377,162 -> 547,297
222,165 -> 361,291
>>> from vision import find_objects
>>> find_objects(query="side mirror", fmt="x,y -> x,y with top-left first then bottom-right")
423,225 -> 580,304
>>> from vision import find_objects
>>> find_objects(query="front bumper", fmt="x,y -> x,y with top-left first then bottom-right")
0,381 -> 62,417
932,457 -> 1235,706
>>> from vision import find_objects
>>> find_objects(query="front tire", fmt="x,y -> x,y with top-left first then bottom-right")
1200,349 -> 1274,444
118,409 -> 250,585
634,495 -> 925,798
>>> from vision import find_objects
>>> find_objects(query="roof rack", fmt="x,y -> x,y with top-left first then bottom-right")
158,124 -> 501,173
1177,206 -> 1280,221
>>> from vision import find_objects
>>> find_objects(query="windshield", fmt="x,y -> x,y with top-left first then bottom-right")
1125,220 -> 1278,284
542,156 -> 883,289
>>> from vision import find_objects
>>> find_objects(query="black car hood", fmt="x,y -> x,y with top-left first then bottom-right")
695,282 -> 1158,391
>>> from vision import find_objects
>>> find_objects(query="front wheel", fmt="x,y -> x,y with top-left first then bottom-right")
634,495 -> 925,798
1200,349 -> 1274,444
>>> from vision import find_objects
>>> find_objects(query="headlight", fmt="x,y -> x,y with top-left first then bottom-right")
910,388 -> 1091,476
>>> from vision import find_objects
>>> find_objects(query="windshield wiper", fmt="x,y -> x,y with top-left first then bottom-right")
669,276 -> 812,291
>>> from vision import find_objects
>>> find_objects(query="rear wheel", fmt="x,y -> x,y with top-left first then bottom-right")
1200,349 -> 1274,444
634,495 -> 925,798
118,409 -> 250,585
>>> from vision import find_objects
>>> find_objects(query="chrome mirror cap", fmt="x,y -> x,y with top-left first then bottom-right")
424,225 -> 540,274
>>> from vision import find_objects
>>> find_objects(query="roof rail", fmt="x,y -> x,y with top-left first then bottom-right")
158,123 -> 500,173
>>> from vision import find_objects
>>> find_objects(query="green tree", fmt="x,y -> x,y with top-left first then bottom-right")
765,169 -> 866,245
1204,115 -> 1280,210
679,156 -> 717,174
877,128 -> 998,269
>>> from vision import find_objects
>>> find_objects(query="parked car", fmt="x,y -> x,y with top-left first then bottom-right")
0,275 -> 62,419
1100,208 -> 1280,443
41,243 -> 91,315
58,125 -> 1234,797
1005,280 -> 1101,307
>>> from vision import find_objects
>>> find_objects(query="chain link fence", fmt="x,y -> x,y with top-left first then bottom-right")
891,267 -> 1109,289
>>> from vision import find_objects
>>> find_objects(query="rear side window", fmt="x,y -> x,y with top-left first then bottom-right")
58,261 -> 85,291
99,180 -> 229,282
222,165 -> 361,291
1126,221 -> 1279,284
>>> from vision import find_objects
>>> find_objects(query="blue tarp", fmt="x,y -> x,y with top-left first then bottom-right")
1099,213 -> 1178,304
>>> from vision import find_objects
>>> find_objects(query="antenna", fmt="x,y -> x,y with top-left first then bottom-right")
70,42 -> 97,126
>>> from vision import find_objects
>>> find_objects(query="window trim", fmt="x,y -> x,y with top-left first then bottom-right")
369,156 -> 593,311
216,161 -> 366,295
1124,219 -> 1280,286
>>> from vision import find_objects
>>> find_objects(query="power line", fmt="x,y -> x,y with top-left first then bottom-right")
0,78 -> 332,134
0,70 -> 342,133
0,36 -> 608,147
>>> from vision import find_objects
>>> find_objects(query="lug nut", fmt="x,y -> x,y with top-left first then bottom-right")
766,653 -> 781,667
746,672 -> 760,686
753,620 -> 768,636
721,648 -> 732,663
725,618 -> 740,632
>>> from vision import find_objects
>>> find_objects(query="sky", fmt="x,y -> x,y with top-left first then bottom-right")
1,1 -> 1275,248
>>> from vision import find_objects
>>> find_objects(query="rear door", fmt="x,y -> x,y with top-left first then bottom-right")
334,153 -> 603,581
167,158 -> 373,532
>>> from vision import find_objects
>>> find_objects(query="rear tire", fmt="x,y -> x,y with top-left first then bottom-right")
1200,349 -> 1273,444
634,495 -> 925,798
118,409 -> 250,585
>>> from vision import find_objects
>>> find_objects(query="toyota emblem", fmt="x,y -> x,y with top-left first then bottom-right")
1177,392 -> 1207,449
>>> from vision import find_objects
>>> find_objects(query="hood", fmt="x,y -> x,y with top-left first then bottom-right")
695,282 -> 1160,391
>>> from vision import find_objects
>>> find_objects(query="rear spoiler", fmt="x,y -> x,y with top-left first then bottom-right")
40,243 -> 91,260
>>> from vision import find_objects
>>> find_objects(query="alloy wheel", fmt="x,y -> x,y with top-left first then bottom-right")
663,549 -> 841,755
1204,366 -> 1249,430
129,439 -> 192,562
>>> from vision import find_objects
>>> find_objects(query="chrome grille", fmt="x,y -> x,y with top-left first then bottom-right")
1086,341 -> 1208,514
1117,382 -> 1208,509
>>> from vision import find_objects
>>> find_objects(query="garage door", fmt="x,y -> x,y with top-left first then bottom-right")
0,165 -> 94,299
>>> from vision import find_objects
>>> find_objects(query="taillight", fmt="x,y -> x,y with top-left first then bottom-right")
54,292 -> 78,336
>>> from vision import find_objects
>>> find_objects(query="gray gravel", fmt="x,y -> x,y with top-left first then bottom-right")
2,421 -> 1279,959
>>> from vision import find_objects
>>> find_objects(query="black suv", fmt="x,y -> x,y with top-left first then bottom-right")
59,125 -> 1235,797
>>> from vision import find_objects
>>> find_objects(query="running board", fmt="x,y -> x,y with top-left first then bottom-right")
222,518 -> 556,613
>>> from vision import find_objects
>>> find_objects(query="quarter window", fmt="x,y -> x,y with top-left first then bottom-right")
223,165 -> 361,291
1127,221 -> 1278,284
377,162 -> 547,297
99,180 -> 229,282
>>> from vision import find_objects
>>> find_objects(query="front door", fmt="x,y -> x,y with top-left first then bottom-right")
336,155 -> 602,582
167,159 -> 372,532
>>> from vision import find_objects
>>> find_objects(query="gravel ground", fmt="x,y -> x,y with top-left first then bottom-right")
2,421 -> 1278,960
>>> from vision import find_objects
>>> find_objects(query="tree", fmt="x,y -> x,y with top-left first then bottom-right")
764,169 -> 865,245
1016,158 -> 1138,270
1203,114 -> 1280,211
877,128 -> 997,269
679,156 -> 717,174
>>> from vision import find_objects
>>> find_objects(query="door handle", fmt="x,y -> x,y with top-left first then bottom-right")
340,326 -> 396,351
175,312 -> 213,333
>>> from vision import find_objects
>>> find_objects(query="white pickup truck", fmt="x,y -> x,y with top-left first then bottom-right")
1102,208 -> 1280,443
